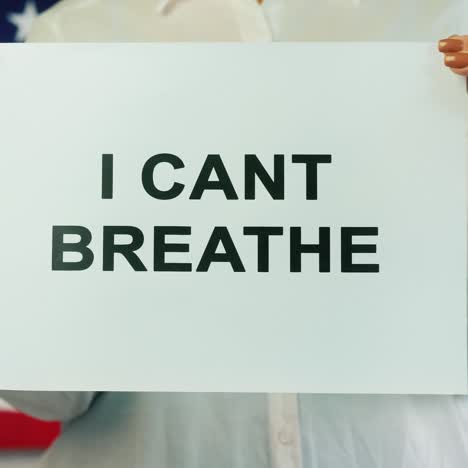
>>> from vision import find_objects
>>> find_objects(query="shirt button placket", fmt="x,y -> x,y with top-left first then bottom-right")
268,393 -> 303,468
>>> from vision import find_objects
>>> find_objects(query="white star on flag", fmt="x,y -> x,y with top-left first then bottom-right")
7,1 -> 38,42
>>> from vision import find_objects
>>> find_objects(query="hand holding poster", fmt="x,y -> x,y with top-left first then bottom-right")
0,43 -> 466,393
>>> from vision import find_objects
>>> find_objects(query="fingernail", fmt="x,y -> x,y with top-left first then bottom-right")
445,53 -> 468,69
439,38 -> 464,52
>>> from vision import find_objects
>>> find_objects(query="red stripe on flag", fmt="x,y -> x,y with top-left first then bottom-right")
0,411 -> 60,450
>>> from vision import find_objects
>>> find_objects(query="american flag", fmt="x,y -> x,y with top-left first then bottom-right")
0,0 -> 59,42
0,399 -> 60,449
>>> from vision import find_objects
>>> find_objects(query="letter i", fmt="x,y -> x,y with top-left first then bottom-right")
102,153 -> 114,199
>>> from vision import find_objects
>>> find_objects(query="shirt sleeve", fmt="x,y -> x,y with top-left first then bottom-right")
0,391 -> 98,422
26,6 -> 65,42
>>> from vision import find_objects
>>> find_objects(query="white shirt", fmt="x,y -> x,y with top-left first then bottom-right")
6,1 -> 468,467
26,0 -> 467,42
2,391 -> 468,468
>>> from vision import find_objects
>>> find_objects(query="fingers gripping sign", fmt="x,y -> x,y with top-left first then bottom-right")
439,35 -> 468,77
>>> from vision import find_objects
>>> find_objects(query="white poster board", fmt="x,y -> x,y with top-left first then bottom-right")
0,43 -> 466,393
